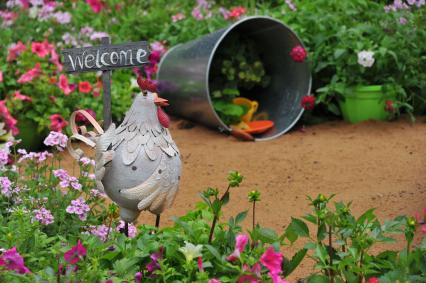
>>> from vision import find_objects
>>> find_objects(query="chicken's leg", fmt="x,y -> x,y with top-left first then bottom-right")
155,214 -> 161,229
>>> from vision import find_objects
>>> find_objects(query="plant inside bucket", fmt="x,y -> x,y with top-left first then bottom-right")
158,16 -> 311,141
209,34 -> 271,132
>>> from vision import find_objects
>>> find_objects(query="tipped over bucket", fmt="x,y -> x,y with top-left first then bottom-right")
158,16 -> 311,141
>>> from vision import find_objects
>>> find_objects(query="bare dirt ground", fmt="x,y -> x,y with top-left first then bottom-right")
62,117 -> 426,280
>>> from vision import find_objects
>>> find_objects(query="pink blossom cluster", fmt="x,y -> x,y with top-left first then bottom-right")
33,207 -> 54,225
0,142 -> 12,168
116,220 -> 137,238
384,0 -> 425,12
0,100 -> 18,135
86,0 -> 104,14
172,12 -> 185,22
7,41 -> 26,62
82,171 -> 96,180
53,169 -> 82,190
192,0 -> 212,20
62,26 -> 109,48
90,188 -> 104,198
0,247 -> 31,274
17,63 -> 42,84
0,176 -> 13,197
80,157 -> 95,166
220,234 -> 289,283
43,131 -> 68,150
0,10 -> 18,27
66,198 -> 90,221
88,224 -> 109,241
17,149 -> 53,163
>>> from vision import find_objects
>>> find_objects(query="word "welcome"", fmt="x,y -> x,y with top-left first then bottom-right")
61,41 -> 150,73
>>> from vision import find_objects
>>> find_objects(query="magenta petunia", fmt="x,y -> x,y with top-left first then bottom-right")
290,45 -> 307,62
0,247 -> 31,274
226,234 -> 249,261
17,63 -> 42,84
260,246 -> 283,276
64,240 -> 87,264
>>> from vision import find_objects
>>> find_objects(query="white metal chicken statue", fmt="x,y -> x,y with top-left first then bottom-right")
68,77 -> 181,229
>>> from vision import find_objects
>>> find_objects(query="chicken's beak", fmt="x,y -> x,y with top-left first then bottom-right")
153,93 -> 169,107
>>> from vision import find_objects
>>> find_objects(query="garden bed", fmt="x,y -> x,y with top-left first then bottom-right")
60,117 -> 426,280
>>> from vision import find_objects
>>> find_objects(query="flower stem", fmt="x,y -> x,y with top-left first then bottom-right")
252,201 -> 256,230
208,215 -> 217,244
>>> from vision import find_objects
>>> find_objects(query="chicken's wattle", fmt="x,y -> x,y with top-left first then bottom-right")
157,106 -> 170,128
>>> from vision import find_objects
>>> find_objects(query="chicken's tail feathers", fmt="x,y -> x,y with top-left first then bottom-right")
67,109 -> 112,161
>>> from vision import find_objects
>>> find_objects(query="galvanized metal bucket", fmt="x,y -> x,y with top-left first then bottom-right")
157,16 -> 311,141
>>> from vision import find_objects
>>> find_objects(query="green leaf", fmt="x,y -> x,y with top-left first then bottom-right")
235,211 -> 248,224
334,49 -> 346,59
288,218 -> 310,237
205,244 -> 223,262
307,274 -> 330,283
283,248 -> 307,277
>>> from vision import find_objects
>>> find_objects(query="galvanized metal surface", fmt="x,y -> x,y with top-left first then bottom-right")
158,16 -> 311,141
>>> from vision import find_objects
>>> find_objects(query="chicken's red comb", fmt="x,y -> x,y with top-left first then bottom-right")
137,76 -> 157,92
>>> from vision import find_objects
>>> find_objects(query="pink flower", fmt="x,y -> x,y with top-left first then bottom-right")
0,100 -> 18,135
31,41 -> 50,58
208,280 -> 222,283
229,6 -> 246,20
33,207 -> 54,225
75,108 -> 96,123
301,95 -> 315,110
78,81 -> 92,93
260,246 -> 283,276
227,234 -> 249,261
66,198 -> 90,220
399,17 -> 408,25
290,45 -> 307,62
238,263 -> 261,283
146,247 -> 164,273
50,48 -> 63,71
172,12 -> 185,22
135,271 -> 143,283
86,0 -> 103,13
88,224 -> 109,241
13,91 -> 32,102
7,41 -> 26,61
367,277 -> 379,283
0,247 -> 31,274
58,74 -> 75,95
285,0 -> 297,11
116,220 -> 137,238
197,256 -> 204,272
0,11 -> 18,27
44,130 -> 68,150
64,240 -> 87,264
219,7 -> 230,19
49,114 -> 68,132
0,71 -> 3,82
17,63 -> 41,84
150,41 -> 167,56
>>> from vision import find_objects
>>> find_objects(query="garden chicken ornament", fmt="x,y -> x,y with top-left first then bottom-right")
68,76 -> 181,228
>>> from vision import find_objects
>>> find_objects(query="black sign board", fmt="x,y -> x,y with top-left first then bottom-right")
61,41 -> 149,73
61,38 -> 150,127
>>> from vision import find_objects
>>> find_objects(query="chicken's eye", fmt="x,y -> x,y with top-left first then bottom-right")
142,91 -> 148,96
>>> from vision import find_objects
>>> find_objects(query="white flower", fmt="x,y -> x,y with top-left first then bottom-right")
357,50 -> 375,68
179,241 -> 203,262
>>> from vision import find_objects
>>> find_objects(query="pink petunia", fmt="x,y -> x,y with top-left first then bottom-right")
78,81 -> 92,93
86,0 -> 103,13
64,240 -> 87,264
58,74 -> 75,95
0,71 -> 3,82
0,100 -> 18,135
7,41 -> 26,61
260,246 -> 283,276
227,234 -> 249,261
50,48 -> 63,71
49,113 -> 68,132
229,6 -> 246,20
31,41 -> 50,58
13,91 -> 32,102
17,63 -> 41,84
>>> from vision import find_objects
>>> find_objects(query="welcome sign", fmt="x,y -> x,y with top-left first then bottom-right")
61,41 -> 150,73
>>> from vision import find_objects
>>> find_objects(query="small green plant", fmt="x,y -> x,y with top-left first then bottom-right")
209,34 -> 270,125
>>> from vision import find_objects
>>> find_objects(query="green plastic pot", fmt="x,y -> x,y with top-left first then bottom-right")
15,119 -> 45,151
338,85 -> 395,123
